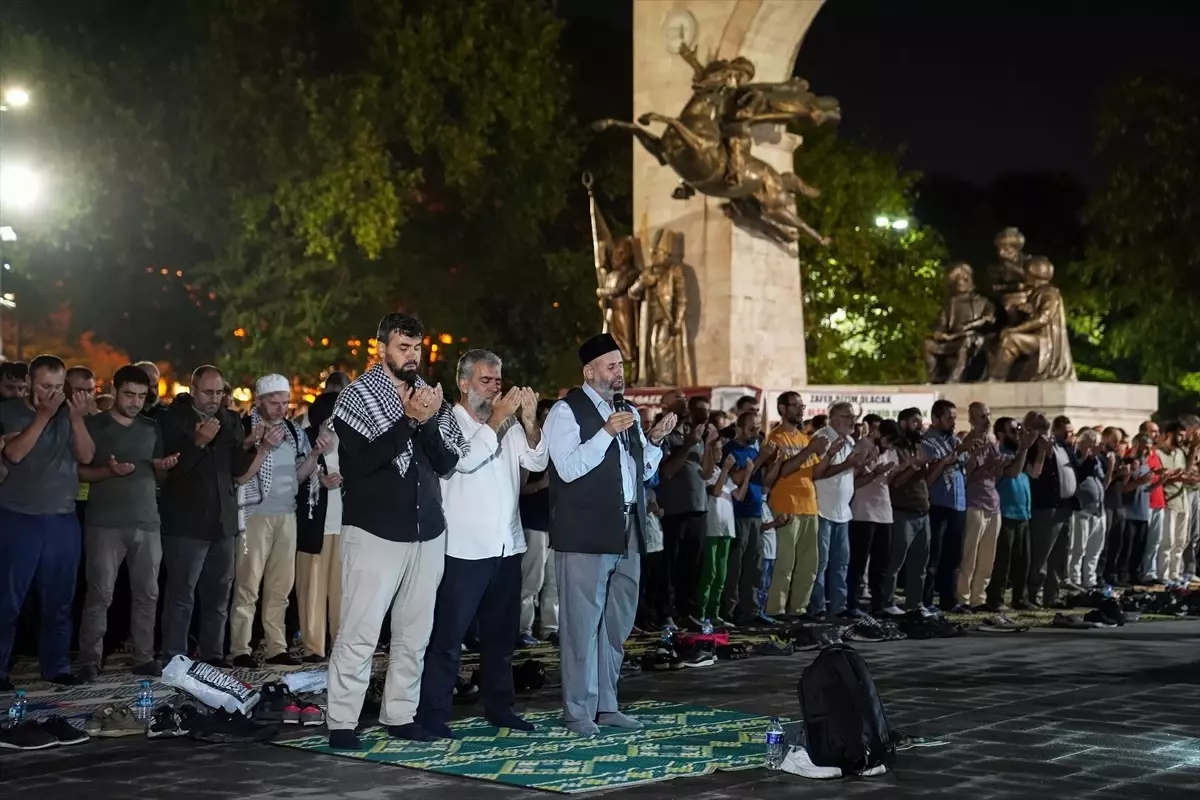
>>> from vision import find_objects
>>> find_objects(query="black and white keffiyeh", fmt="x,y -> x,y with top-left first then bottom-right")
332,364 -> 468,475
239,407 -> 320,518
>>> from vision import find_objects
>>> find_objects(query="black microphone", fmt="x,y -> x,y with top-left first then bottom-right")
613,392 -> 631,449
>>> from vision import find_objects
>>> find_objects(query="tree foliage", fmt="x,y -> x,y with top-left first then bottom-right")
1074,77 -> 1200,410
794,126 -> 946,384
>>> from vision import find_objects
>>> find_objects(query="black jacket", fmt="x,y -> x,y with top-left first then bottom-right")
1030,437 -> 1080,512
297,431 -> 335,554
332,414 -> 459,542
158,394 -> 256,540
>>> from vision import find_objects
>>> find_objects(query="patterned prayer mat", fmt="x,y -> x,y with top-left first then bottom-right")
275,700 -> 776,793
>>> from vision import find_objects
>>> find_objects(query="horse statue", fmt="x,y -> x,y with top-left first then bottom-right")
593,44 -> 840,247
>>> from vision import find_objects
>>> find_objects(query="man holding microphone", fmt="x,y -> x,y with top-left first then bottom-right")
544,333 -> 676,736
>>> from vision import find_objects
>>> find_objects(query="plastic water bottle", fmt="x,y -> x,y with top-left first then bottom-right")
701,618 -> 714,635
1102,585 -> 1114,599
765,716 -> 786,769
6,689 -> 27,726
134,680 -> 155,722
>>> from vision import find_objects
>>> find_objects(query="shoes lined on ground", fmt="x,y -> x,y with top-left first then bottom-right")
189,710 -> 278,743
640,646 -> 681,671
516,632 -> 540,648
90,704 -> 146,737
1052,612 -> 1100,630
131,660 -> 162,677
977,614 -> 1029,633
47,673 -> 81,686
0,721 -> 61,751
754,636 -> 795,657
840,617 -> 887,643
683,647 -> 716,668
148,705 -> 187,738
265,652 -> 300,667
620,657 -> 642,676
39,715 -> 90,746
880,605 -> 905,617
453,677 -> 480,704
232,654 -> 259,669
300,653 -> 326,664
715,643 -> 750,660
513,659 -> 548,692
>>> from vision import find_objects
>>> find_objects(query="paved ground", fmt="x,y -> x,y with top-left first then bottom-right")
4,621 -> 1200,798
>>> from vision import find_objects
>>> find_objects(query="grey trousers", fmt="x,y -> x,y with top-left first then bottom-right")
880,510 -> 930,609
1029,507 -> 1072,605
1185,491 -> 1200,577
723,517 -> 763,621
79,526 -> 162,668
556,515 -> 639,726
161,535 -> 236,662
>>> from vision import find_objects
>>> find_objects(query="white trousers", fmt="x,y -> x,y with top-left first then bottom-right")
1160,505 -> 1190,583
1068,512 -> 1106,588
326,526 -> 445,730
519,528 -> 559,635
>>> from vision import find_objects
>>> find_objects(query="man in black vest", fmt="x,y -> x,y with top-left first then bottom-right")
544,333 -> 676,736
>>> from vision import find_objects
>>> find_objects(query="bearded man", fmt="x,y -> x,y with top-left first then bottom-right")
544,333 -> 676,736
414,349 -> 547,737
326,313 -> 469,750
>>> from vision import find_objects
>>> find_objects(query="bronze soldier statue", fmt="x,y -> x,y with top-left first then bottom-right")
989,227 -> 1031,325
596,236 -> 643,378
634,229 -> 694,387
924,262 -> 996,383
989,256 -> 1076,381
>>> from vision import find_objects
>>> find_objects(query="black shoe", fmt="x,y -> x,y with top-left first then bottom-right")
683,647 -> 716,668
301,653 -> 326,664
265,652 -> 300,667
131,660 -> 162,677
546,632 -> 560,648
255,681 -> 292,722
38,715 -> 89,745
841,618 -> 887,642
202,657 -> 233,669
420,719 -> 456,739
148,706 -> 184,738
189,710 -> 278,743
452,677 -> 480,705
78,664 -> 100,683
47,672 -> 81,686
0,722 -> 60,751
1012,601 -> 1034,611
0,676 -> 12,692
232,654 -> 259,669
388,722 -> 439,742
487,710 -> 535,732
329,729 -> 362,750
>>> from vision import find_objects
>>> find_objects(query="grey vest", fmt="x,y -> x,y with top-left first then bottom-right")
549,389 -> 647,555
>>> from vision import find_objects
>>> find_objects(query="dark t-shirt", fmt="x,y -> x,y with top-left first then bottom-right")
519,470 -> 551,531
0,402 -> 78,515
657,432 -> 707,515
85,413 -> 164,530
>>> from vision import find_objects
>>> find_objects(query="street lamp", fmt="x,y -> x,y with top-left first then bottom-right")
1,88 -> 30,110
0,166 -> 40,208
874,215 -> 909,231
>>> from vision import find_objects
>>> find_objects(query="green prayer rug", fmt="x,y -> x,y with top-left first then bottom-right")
275,700 -> 776,793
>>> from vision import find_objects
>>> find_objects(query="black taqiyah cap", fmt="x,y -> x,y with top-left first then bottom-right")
578,333 -> 620,366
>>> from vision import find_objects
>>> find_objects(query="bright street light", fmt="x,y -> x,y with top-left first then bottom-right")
0,166 -> 41,208
874,215 -> 889,228
0,226 -> 15,242
2,88 -> 30,109
891,218 -> 909,230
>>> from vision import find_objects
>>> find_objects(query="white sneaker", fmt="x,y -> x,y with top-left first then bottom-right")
780,746 -> 842,779
881,606 -> 905,616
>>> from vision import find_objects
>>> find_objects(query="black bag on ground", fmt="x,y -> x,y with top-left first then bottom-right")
798,643 -> 895,773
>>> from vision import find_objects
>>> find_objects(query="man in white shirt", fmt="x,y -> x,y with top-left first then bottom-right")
415,350 -> 546,738
809,401 -> 869,619
544,334 -> 676,736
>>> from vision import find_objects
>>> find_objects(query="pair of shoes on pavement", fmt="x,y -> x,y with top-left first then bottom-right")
85,704 -> 146,738
189,710 -> 279,743
255,681 -> 322,726
0,716 -> 89,750
148,703 -> 202,738
233,652 -> 301,669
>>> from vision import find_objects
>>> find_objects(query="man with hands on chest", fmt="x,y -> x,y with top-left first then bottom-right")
544,333 -> 677,736
0,355 -> 97,689
415,349 -> 547,737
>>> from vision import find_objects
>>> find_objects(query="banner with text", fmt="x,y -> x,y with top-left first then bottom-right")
764,389 -> 940,425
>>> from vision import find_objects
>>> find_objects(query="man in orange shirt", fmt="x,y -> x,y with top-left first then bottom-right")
756,392 -> 829,618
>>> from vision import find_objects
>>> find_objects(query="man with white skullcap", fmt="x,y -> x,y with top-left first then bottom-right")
229,373 -> 329,668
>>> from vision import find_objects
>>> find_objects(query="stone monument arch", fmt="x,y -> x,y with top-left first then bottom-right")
633,0 -> 826,390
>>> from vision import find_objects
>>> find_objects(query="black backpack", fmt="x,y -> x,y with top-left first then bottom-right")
798,643 -> 895,773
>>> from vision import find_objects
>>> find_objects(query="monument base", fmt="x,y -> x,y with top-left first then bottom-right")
761,382 -> 1158,433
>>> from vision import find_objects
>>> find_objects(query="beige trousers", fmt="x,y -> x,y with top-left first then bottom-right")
957,508 -> 1001,607
231,513 -> 297,658
295,534 -> 343,658
1161,506 -> 1191,583
766,515 -> 819,616
327,526 -> 445,731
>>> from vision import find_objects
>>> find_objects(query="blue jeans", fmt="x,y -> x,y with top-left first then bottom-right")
808,517 -> 850,616
0,508 -> 81,680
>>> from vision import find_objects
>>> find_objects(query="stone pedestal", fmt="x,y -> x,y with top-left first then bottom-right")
763,382 -> 1159,432
633,0 -> 825,389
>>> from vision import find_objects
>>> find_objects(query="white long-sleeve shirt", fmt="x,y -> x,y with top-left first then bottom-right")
543,383 -> 663,502
441,405 -> 549,560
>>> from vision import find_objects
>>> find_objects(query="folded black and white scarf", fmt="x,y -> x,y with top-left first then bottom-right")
332,364 -> 468,474
239,407 -> 319,518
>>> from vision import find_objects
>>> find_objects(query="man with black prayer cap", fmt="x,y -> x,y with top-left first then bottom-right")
543,333 -> 677,736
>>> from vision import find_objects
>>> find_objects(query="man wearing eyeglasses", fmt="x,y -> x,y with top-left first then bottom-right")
158,365 -> 260,667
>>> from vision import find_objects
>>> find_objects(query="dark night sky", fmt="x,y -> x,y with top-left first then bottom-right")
562,0 -> 1200,187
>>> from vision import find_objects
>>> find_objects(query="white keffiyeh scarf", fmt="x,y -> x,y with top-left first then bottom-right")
332,364 -> 468,474
238,407 -> 319,519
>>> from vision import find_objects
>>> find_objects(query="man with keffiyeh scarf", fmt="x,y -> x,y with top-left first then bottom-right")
228,374 -> 329,668
326,313 -> 468,751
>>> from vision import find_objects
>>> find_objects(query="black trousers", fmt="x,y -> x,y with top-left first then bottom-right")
988,517 -> 1031,607
1125,520 -> 1150,584
848,521 -> 891,612
925,506 -> 966,609
658,512 -> 706,620
417,554 -> 521,728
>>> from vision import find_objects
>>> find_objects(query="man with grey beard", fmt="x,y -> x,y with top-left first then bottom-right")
544,333 -> 676,736
415,349 -> 546,737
